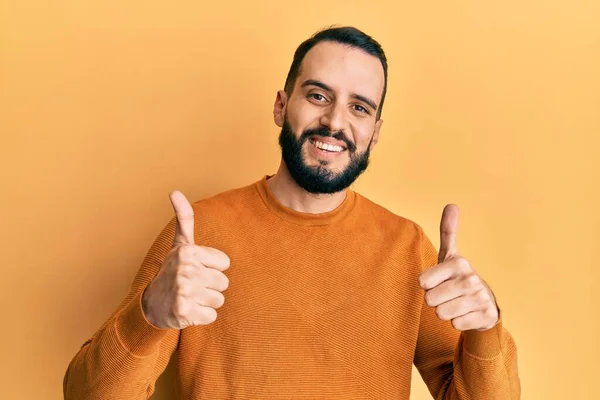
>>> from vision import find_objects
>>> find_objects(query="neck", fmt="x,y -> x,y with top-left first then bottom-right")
267,160 -> 347,214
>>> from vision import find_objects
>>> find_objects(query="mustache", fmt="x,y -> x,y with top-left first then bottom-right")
300,127 -> 357,153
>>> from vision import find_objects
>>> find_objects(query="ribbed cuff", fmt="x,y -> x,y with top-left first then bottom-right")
114,288 -> 172,357
462,307 -> 505,359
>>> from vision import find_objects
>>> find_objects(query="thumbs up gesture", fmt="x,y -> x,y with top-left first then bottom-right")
418,204 -> 499,331
141,191 -> 230,329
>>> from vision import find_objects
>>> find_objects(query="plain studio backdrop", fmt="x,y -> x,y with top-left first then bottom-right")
1,1 -> 598,399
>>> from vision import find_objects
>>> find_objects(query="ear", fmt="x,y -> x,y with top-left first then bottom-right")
370,118 -> 384,150
273,90 -> 288,127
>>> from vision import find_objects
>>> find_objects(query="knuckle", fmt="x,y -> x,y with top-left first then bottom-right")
451,318 -> 462,330
200,307 -> 218,324
485,307 -> 498,323
435,307 -> 447,320
207,271 -> 229,291
174,299 -> 188,318
177,284 -> 189,296
179,264 -> 196,277
477,289 -> 490,303
221,275 -> 230,291
175,274 -> 188,288
215,292 -> 225,308
175,245 -> 191,258
457,257 -> 471,272
483,306 -> 494,318
424,292 -> 434,307
465,273 -> 481,287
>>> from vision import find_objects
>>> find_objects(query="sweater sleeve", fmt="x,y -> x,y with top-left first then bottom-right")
63,217 -> 181,400
413,225 -> 521,400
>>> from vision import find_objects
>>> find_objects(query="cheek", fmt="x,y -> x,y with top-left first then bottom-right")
354,124 -> 376,149
287,98 -> 323,130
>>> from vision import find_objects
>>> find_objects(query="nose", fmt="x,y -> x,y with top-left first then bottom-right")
319,102 -> 347,134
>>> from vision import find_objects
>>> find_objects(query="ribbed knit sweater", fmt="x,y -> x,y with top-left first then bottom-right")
63,175 -> 520,399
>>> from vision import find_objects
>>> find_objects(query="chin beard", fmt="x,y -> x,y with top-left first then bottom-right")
278,118 -> 371,194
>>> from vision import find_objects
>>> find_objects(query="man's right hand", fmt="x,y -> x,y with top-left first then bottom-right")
141,191 -> 230,329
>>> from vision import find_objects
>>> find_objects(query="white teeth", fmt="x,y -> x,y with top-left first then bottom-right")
312,140 -> 344,153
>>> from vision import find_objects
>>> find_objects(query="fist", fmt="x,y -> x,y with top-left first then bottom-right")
419,204 -> 499,331
142,191 -> 230,329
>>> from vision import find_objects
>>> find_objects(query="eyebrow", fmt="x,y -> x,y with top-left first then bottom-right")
300,79 -> 378,112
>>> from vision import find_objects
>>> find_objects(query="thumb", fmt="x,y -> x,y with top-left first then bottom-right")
438,203 -> 459,263
169,190 -> 195,246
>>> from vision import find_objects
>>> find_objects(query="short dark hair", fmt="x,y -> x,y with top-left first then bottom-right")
283,26 -> 388,120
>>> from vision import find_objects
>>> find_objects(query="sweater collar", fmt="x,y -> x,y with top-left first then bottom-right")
255,175 -> 356,226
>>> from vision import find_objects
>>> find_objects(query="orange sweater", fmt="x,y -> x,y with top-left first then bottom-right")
63,175 -> 520,399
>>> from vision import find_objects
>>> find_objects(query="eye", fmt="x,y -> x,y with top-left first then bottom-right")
353,104 -> 369,114
308,93 -> 327,102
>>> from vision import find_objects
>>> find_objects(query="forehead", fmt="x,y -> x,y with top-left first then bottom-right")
297,41 -> 384,102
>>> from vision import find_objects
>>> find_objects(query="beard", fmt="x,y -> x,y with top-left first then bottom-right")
278,117 -> 372,194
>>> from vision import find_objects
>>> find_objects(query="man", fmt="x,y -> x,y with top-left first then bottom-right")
63,26 -> 520,399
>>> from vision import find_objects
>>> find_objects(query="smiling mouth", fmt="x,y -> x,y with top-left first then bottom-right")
308,138 -> 346,153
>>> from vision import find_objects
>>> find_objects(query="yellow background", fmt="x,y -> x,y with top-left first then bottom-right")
1,1 -> 598,399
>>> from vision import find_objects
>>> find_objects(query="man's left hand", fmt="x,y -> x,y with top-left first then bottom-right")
418,204 -> 499,332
